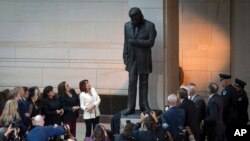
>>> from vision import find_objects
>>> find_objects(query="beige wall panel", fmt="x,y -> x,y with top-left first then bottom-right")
69,48 -> 122,60
96,69 -> 128,89
0,67 -> 43,87
0,47 -> 15,58
0,22 -> 41,41
16,47 -> 69,59
43,68 -> 97,89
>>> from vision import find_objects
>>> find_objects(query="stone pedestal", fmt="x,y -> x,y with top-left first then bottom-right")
120,110 -> 141,133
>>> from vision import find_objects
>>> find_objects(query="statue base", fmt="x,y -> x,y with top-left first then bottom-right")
120,109 -> 141,133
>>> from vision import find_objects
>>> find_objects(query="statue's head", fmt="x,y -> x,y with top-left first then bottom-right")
129,7 -> 144,26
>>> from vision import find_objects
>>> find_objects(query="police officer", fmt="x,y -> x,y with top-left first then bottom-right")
219,74 -> 238,141
234,78 -> 249,128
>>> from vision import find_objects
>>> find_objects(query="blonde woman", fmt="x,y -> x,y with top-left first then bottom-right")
0,99 -> 20,127
79,79 -> 101,137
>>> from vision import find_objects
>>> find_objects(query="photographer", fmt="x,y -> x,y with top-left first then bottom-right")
27,115 -> 72,141
1,124 -> 20,141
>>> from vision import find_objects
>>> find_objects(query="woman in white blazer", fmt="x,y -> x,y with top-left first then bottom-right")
79,79 -> 101,137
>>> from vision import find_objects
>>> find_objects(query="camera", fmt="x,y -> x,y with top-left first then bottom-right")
178,126 -> 187,135
11,118 -> 19,128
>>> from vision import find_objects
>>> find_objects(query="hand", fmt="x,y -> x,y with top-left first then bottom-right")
150,111 -> 158,123
140,112 -> 148,123
60,109 -> 64,115
25,113 -> 30,117
186,126 -> 192,135
72,106 -> 79,112
4,124 -> 15,137
56,110 -> 61,114
128,39 -> 137,45
200,120 -> 204,129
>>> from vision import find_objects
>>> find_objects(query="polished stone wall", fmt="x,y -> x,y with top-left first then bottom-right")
0,0 -> 165,110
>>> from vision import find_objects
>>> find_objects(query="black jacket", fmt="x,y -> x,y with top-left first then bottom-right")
123,19 -> 157,73
204,94 -> 225,141
221,84 -> 238,125
60,91 -> 80,122
179,98 -> 200,141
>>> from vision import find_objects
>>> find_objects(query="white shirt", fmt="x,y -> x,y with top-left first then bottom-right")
79,87 -> 101,119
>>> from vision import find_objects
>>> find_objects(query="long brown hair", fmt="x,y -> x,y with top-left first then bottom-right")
58,81 -> 66,97
79,79 -> 88,93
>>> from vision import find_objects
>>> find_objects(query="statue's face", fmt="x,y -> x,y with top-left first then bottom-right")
131,13 -> 142,26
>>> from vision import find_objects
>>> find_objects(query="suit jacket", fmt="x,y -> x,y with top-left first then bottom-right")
79,87 -> 101,119
192,94 -> 206,124
27,125 -> 65,141
221,84 -> 238,125
42,97 -> 62,126
162,107 -> 185,138
236,90 -> 249,126
60,90 -> 80,122
204,94 -> 225,141
123,19 -> 157,73
179,98 -> 200,141
18,98 -> 29,127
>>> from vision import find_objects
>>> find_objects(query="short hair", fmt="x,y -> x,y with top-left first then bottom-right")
207,82 -> 219,93
33,115 -> 44,125
177,88 -> 188,99
167,94 -> 177,103
129,7 -> 142,18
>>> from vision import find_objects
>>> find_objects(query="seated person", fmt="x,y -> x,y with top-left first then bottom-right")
27,115 -> 69,141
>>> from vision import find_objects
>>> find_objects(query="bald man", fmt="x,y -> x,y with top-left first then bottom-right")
162,94 -> 185,139
27,115 -> 67,141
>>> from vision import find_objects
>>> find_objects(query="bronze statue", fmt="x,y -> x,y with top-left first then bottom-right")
123,7 -> 157,115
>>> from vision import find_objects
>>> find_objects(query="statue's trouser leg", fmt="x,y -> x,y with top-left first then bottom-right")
127,62 -> 138,111
139,73 -> 150,112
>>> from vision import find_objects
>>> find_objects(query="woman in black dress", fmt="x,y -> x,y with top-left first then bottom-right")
58,81 -> 80,139
42,85 -> 64,141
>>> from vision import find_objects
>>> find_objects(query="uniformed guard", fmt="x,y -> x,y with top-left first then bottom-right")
234,78 -> 249,127
219,74 -> 238,141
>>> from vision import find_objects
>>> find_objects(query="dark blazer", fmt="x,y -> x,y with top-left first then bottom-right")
179,98 -> 200,141
204,94 -> 225,141
192,94 -> 206,125
162,107 -> 185,138
123,19 -> 157,73
221,84 -> 238,125
60,91 -> 80,122
236,90 -> 249,127
18,98 -> 29,127
42,97 -> 62,126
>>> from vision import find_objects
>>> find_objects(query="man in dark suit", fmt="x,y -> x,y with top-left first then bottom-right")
123,7 -> 157,115
188,82 -> 206,141
201,82 -> 225,141
177,88 -> 200,141
162,94 -> 185,140
219,74 -> 238,140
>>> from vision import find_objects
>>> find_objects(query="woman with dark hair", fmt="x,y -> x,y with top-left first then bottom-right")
27,87 -> 41,119
58,81 -> 80,139
42,85 -> 64,141
79,79 -> 101,138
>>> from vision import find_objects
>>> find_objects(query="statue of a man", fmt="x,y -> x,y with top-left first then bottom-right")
123,7 -> 157,115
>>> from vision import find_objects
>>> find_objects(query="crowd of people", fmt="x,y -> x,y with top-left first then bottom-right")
0,74 -> 249,141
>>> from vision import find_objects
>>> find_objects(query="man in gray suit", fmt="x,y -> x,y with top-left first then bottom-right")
188,82 -> 206,141
123,7 -> 157,115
